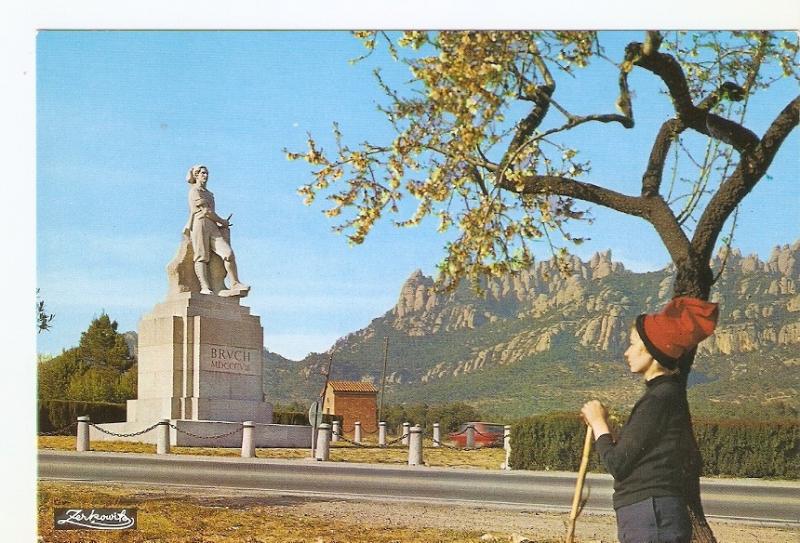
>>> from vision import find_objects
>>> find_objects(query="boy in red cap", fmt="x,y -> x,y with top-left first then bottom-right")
581,296 -> 718,543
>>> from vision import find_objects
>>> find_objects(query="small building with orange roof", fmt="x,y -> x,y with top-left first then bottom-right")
322,380 -> 379,434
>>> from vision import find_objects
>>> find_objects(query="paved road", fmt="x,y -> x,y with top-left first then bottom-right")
39,450 -> 799,525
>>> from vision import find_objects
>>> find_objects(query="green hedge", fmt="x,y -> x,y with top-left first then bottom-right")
272,410 -> 342,427
38,399 -> 127,434
510,413 -> 799,479
694,418 -> 799,478
510,413 -> 602,472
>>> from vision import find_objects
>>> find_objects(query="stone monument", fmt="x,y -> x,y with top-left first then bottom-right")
90,165 -> 309,447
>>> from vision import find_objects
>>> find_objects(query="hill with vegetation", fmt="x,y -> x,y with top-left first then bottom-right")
264,241 -> 800,420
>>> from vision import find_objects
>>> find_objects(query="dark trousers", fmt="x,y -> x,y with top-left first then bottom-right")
615,496 -> 691,543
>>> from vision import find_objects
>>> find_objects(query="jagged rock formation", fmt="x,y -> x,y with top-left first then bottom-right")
264,241 -> 800,416
391,251 -> 629,338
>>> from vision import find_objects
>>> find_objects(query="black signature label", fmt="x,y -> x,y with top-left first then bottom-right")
54,508 -> 137,530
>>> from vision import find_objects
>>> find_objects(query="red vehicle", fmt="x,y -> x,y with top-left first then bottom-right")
447,422 -> 506,448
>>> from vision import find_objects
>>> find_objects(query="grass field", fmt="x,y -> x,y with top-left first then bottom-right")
38,481 -> 511,543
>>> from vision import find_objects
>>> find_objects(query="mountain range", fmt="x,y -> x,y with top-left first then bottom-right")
266,241 -> 800,419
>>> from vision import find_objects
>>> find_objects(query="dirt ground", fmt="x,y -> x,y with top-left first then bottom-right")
232,494 -> 799,543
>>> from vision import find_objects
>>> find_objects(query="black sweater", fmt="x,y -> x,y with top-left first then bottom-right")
595,374 -> 691,509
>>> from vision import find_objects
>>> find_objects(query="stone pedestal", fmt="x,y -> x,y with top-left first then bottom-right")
127,292 -> 272,424
88,291 -> 313,447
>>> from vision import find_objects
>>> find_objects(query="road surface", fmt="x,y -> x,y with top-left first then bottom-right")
39,450 -> 799,525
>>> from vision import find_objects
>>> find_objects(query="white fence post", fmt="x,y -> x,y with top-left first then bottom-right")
466,424 -> 475,449
331,420 -> 340,442
503,425 -> 512,470
354,421 -> 362,444
241,421 -> 255,458
315,423 -> 331,461
432,422 -> 441,447
402,422 -> 410,445
378,421 -> 387,446
76,416 -> 90,452
408,425 -> 423,466
156,419 -> 171,455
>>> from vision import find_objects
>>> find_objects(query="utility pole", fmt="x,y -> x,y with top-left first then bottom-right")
378,336 -> 389,423
320,353 -> 334,416
311,353 -> 334,457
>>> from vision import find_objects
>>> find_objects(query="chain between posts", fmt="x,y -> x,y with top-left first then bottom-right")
66,420 -> 245,442
330,430 -> 413,448
472,428 -> 505,446
167,422 -> 243,440
431,437 -> 462,450
330,430 -> 378,448
89,421 -> 161,438
430,426 -> 503,449
329,428 -> 497,451
38,421 -> 78,436
382,432 -> 411,447
66,419 -> 502,449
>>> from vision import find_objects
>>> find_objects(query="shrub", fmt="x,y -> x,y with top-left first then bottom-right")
693,417 -> 798,478
510,413 -> 601,472
509,413 -> 799,478
38,400 -> 127,434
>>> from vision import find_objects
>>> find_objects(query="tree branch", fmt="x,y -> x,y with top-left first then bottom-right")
421,143 -> 498,172
642,31 -> 663,56
614,70 -> 635,128
499,174 -> 646,217
696,82 -> 745,111
642,118 -> 686,196
499,85 -> 555,175
501,173 -> 693,263
692,95 -> 800,261
628,42 -> 759,155
468,164 -> 490,196
530,42 -> 555,88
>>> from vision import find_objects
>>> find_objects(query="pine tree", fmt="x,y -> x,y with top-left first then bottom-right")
77,313 -> 134,372
37,313 -> 137,401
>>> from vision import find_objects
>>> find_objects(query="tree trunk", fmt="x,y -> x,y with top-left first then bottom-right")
673,257 -> 717,543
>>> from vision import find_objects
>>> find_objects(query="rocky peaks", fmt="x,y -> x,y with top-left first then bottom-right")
393,249 -> 629,324
768,242 -> 800,277
380,242 -> 800,381
395,269 -> 437,319
589,249 -> 618,279
713,241 -> 800,278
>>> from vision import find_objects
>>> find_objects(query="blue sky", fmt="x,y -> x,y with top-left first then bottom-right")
36,30 -> 799,361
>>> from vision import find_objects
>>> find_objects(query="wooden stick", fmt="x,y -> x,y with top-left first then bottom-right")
566,425 -> 594,543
